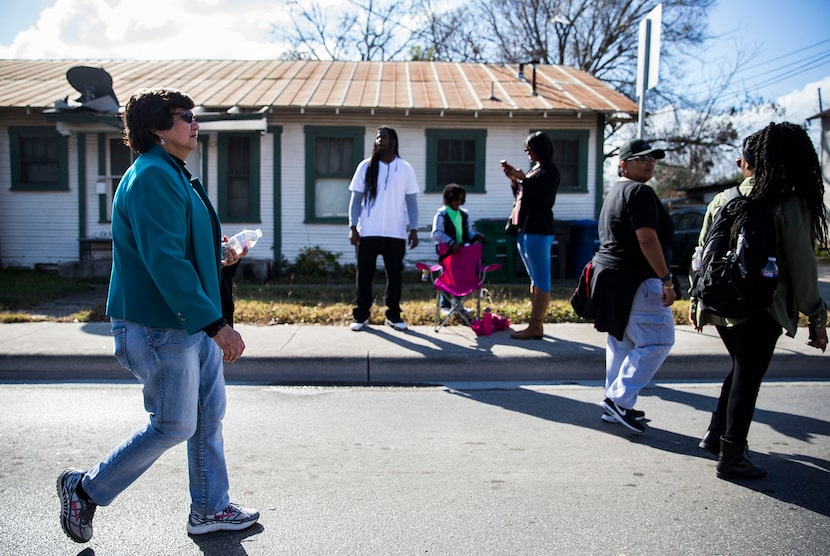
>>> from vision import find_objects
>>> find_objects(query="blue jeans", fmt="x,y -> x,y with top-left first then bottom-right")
516,233 -> 554,293
81,319 -> 230,515
605,279 -> 675,409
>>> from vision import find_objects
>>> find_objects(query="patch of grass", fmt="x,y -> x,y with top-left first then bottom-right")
10,266 -> 823,328
0,268 -> 96,311
231,280 -> 697,326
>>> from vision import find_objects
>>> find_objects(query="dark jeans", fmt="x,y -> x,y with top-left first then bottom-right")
708,311 -> 782,444
353,236 -> 406,323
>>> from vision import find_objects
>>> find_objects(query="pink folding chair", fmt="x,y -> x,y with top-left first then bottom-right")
415,242 -> 502,332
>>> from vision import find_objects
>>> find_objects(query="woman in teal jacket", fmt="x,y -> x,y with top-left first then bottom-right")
57,88 -> 259,544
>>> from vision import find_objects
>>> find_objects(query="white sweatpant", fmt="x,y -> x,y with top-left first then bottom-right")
605,279 -> 675,409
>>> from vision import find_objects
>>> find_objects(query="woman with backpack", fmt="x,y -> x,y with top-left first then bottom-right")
690,123 -> 828,480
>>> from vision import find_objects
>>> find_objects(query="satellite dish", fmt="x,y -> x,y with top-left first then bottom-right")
66,66 -> 120,113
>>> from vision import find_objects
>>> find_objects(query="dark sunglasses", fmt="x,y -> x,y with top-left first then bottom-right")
173,110 -> 196,123
736,157 -> 743,168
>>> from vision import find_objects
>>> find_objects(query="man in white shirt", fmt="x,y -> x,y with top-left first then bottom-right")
348,127 -> 419,331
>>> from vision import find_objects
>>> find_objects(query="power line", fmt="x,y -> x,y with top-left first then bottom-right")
738,38 -> 830,73
675,41 -> 830,103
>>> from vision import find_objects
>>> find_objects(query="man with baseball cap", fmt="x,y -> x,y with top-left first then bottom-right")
590,137 -> 676,432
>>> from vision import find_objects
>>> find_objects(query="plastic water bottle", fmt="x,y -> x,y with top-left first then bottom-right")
691,246 -> 703,272
223,228 -> 262,259
761,257 -> 779,279
421,268 -> 430,282
482,307 -> 493,336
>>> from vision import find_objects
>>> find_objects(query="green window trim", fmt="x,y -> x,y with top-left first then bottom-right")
425,129 -> 487,193
303,125 -> 364,224
542,129 -> 589,194
9,126 -> 69,191
218,132 -> 261,223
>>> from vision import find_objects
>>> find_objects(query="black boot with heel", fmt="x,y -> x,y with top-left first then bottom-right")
716,436 -> 767,480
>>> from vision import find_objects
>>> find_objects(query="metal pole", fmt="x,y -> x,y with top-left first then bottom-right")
637,19 -> 651,139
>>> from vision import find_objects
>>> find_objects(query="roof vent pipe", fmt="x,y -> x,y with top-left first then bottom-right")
518,61 -> 539,96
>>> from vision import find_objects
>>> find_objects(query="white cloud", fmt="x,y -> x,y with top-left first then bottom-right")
0,0 -> 291,60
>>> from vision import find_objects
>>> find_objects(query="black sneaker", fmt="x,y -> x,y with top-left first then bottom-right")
601,408 -> 645,423
601,398 -> 645,433
57,468 -> 97,543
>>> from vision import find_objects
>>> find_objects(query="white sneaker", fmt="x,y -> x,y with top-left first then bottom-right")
350,319 -> 369,331
385,318 -> 408,331
187,502 -> 260,535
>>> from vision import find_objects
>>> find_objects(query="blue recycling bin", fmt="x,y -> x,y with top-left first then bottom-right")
567,219 -> 599,278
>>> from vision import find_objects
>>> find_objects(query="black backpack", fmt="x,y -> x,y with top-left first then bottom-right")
690,188 -> 779,319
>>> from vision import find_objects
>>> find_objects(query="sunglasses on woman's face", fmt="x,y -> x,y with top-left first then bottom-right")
626,155 -> 656,163
173,110 -> 196,123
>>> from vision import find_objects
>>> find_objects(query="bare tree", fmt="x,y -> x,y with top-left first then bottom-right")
275,0 -> 415,61
407,0 -> 486,62
473,0 -> 714,97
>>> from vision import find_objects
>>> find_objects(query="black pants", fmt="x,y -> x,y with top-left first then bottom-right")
708,311 -> 782,444
353,236 -> 406,322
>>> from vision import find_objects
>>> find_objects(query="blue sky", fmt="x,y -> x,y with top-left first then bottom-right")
691,0 -> 830,104
1,0 -> 828,113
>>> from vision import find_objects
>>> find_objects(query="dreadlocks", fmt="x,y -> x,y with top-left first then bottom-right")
748,121 -> 828,250
365,127 -> 400,202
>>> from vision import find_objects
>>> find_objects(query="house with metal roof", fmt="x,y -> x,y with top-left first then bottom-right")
807,108 -> 830,211
0,59 -> 638,277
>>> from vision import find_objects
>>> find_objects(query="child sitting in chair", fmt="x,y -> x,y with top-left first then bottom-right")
431,183 -> 483,314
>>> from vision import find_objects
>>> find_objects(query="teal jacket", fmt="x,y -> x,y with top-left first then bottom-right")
106,145 -> 223,334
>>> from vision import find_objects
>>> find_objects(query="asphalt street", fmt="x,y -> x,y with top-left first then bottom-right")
2,379 -> 828,555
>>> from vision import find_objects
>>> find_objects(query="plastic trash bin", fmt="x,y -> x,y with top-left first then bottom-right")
474,218 -> 517,281
567,219 -> 599,278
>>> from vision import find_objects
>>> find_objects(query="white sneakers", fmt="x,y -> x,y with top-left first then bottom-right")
385,318 -> 408,331
350,318 -> 408,331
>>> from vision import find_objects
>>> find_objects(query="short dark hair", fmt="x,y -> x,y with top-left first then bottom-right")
525,131 -> 555,164
123,88 -> 195,153
442,183 -> 466,206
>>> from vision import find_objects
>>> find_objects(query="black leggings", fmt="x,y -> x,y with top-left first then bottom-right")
708,312 -> 782,444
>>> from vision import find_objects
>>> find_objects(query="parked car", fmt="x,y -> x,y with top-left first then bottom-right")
668,205 -> 707,275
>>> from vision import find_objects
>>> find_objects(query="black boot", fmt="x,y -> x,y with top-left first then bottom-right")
698,430 -> 720,457
716,436 -> 767,480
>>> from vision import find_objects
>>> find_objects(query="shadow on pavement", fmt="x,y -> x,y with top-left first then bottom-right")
188,523 -> 265,556
452,384 -> 830,518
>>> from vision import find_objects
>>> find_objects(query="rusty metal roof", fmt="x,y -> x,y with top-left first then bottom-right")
0,59 -> 637,116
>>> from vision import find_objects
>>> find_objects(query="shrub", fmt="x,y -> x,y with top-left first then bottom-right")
289,246 -> 354,282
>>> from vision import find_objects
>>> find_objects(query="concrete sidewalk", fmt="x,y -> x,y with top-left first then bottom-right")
3,259 -> 828,383
0,320 -> 826,383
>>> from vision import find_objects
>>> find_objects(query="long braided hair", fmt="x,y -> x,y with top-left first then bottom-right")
743,122 -> 828,250
365,127 -> 400,202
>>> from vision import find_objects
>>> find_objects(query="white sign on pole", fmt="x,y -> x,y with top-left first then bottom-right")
636,3 -> 662,98
636,3 -> 662,137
